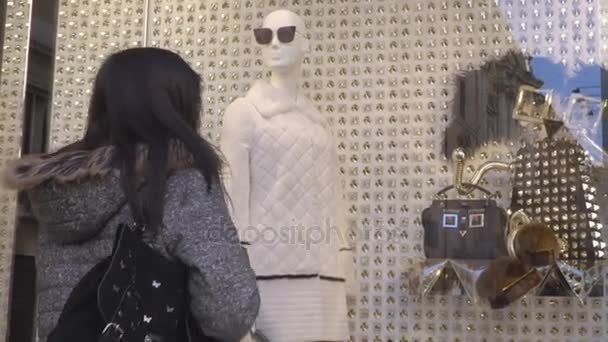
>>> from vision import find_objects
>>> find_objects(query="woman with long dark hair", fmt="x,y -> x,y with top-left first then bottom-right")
5,48 -> 259,341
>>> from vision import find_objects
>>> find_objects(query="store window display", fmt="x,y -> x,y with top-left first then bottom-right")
423,73 -> 608,306
220,9 -> 353,342
4,1 -> 608,341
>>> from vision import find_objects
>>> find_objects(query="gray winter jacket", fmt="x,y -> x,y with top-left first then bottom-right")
5,145 -> 260,342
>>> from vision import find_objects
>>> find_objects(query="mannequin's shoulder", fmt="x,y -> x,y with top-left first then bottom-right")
224,97 -> 255,121
222,97 -> 257,133
225,97 -> 251,115
299,98 -> 331,129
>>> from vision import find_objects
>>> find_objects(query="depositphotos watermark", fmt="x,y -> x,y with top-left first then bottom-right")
200,217 -> 409,250
239,219 -> 345,250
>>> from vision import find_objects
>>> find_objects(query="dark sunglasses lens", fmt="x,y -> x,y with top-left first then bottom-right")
254,28 -> 272,44
277,26 -> 296,43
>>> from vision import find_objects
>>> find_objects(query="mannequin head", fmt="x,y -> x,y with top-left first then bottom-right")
257,9 -> 310,72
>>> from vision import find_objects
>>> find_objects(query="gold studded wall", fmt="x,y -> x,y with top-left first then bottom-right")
0,1 -> 31,340
49,0 -> 147,151
46,0 -> 608,341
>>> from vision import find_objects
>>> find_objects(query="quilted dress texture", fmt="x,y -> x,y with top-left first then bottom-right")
221,80 -> 351,341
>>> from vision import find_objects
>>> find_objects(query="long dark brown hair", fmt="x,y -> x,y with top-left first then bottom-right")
60,47 -> 222,230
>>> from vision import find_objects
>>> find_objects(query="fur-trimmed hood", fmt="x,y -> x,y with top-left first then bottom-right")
4,143 -> 193,245
4,143 -> 193,190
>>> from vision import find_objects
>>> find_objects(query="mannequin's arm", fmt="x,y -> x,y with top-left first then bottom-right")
220,99 -> 253,242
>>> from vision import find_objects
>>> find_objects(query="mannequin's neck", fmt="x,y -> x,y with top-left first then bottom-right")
269,66 -> 301,103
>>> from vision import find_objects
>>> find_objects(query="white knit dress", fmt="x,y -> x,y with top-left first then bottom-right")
220,80 -> 353,342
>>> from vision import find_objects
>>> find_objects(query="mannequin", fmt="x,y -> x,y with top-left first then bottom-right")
220,9 -> 352,342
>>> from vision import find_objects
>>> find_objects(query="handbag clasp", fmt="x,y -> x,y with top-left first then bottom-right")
100,322 -> 124,341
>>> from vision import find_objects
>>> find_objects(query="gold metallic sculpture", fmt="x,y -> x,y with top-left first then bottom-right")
476,256 -> 542,309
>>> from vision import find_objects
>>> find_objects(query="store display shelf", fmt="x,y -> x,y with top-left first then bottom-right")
417,258 -> 606,307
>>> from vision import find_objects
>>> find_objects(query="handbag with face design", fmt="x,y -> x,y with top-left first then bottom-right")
422,184 -> 508,260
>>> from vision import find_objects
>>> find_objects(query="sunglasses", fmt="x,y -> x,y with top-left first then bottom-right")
253,26 -> 301,45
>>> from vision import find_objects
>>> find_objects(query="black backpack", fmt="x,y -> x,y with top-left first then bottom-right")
47,224 -> 216,342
